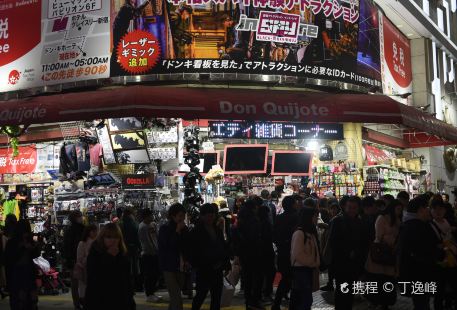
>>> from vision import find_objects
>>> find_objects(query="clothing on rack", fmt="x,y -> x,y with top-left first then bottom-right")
2,199 -> 20,222
75,142 -> 90,172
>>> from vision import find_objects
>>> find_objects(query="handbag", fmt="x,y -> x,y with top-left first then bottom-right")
370,241 -> 396,266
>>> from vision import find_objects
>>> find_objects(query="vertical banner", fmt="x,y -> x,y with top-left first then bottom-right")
380,14 -> 412,96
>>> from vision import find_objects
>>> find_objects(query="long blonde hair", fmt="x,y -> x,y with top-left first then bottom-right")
93,223 -> 127,255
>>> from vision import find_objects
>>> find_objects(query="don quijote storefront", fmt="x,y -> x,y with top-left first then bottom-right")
0,0 -> 457,256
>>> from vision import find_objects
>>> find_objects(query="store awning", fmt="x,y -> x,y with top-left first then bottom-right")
1,85 -> 457,145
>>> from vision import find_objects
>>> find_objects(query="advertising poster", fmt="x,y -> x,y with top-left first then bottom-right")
35,143 -> 61,172
109,0 -> 382,88
379,14 -> 412,95
356,0 -> 381,84
1,0 -> 383,92
0,0 -> 110,92
0,146 -> 38,174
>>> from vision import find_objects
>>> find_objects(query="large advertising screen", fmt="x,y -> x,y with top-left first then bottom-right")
0,0 -> 386,92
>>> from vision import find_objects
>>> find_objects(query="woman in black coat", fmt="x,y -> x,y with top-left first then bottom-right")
85,223 -> 135,310
190,203 -> 231,310
5,220 -> 40,310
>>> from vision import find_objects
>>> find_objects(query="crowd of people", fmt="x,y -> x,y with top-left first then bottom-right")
0,189 -> 456,310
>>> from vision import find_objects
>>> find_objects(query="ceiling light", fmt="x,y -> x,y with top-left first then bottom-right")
407,33 -> 414,36
396,24 -> 403,28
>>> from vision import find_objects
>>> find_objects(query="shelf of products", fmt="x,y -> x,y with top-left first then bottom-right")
312,163 -> 361,198
363,166 -> 407,197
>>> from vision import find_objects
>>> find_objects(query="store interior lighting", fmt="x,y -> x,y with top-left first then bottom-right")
306,140 -> 319,151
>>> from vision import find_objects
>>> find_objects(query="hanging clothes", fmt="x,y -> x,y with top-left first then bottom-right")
2,200 -> 20,221
75,142 -> 90,172
60,143 -> 78,175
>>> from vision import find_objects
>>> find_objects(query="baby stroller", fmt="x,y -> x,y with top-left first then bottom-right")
34,256 -> 68,295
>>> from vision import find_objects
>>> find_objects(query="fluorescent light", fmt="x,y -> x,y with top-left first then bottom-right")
396,24 -> 403,28
407,33 -> 414,36
307,140 -> 319,151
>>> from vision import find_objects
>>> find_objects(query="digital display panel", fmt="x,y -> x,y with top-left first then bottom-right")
224,145 -> 268,174
271,151 -> 313,176
209,122 -> 344,140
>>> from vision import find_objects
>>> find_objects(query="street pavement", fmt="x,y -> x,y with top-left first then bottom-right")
0,288 -> 416,310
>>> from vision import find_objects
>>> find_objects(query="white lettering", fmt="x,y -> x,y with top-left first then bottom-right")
220,101 -> 233,114
262,102 -> 330,119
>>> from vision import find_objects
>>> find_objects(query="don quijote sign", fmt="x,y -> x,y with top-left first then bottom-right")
0,106 -> 47,124
218,101 -> 330,120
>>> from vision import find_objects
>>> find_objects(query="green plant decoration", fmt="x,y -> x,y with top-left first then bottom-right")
0,125 -> 29,158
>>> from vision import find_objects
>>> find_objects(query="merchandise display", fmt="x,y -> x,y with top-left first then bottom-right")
363,166 -> 407,197
312,163 -> 361,198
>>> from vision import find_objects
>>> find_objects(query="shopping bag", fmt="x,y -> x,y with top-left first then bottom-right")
33,256 -> 51,273
226,261 -> 240,286
220,277 -> 235,308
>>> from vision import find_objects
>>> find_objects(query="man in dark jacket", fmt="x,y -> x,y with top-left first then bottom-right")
237,198 -> 264,310
190,203 -> 230,310
399,195 -> 442,310
272,196 -> 300,310
360,196 -> 377,262
121,208 -> 142,291
63,210 -> 84,309
261,189 -> 276,226
329,196 -> 365,310
158,203 -> 188,310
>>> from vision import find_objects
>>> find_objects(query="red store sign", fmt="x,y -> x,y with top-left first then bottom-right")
122,174 -> 154,189
0,146 -> 37,174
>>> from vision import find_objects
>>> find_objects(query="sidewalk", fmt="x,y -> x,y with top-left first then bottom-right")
0,289 -> 415,310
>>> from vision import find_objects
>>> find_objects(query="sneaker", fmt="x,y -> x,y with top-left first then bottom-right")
153,294 -> 163,302
146,295 -> 163,303
262,296 -> 274,305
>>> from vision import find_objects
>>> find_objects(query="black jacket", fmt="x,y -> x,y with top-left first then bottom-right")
188,222 -> 230,272
63,222 -> 84,267
236,208 -> 262,263
399,218 -> 442,282
121,216 -> 141,255
329,214 -> 365,278
158,221 -> 187,272
85,245 -> 135,310
274,208 -> 298,270
259,208 -> 275,261
5,238 -> 40,292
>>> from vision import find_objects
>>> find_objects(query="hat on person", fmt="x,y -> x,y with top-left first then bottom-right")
324,190 -> 334,198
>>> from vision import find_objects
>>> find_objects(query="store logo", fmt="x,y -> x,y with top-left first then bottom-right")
219,101 -> 329,120
257,12 -> 300,43
126,177 -> 153,185
122,175 -> 154,188
0,107 -> 47,123
0,157 -> 7,167
8,69 -> 20,84
236,12 -> 318,44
